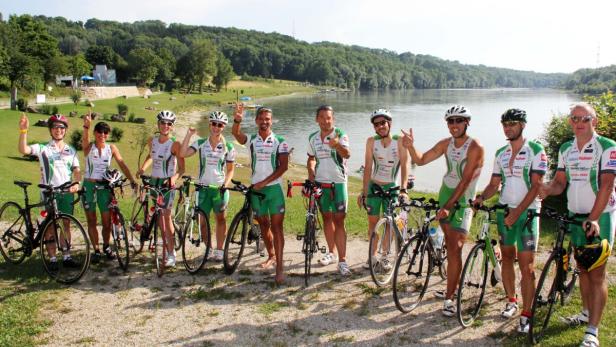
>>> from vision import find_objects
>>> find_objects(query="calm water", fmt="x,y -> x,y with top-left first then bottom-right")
206,89 -> 579,192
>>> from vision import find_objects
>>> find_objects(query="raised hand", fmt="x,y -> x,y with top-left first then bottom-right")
19,113 -> 29,130
233,103 -> 245,123
83,113 -> 91,129
187,126 -> 197,137
328,132 -> 340,149
401,128 -> 414,148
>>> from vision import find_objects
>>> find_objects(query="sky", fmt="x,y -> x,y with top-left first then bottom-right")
3,0 -> 615,73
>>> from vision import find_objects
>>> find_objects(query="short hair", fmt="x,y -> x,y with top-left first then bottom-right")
316,105 -> 334,115
256,107 -> 273,117
94,122 -> 111,133
569,102 -> 596,118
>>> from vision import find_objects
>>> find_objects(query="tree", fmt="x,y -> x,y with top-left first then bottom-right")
177,39 -> 217,93
127,47 -> 161,86
43,54 -> 68,89
213,52 -> 234,91
85,45 -> 117,67
68,53 -> 92,86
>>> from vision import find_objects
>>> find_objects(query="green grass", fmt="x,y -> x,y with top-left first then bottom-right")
184,286 -> 244,301
257,301 -> 288,316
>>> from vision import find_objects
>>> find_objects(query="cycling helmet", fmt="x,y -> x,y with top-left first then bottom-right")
102,168 -> 123,185
157,110 -> 176,124
47,114 -> 69,128
444,105 -> 472,120
370,109 -> 392,123
209,111 -> 228,125
574,238 -> 611,271
501,108 -> 527,123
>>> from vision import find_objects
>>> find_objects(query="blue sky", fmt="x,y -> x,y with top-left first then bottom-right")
3,0 -> 615,73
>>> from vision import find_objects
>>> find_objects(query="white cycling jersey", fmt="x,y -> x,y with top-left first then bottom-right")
492,140 -> 547,209
557,132 -> 616,214
190,137 -> 236,185
84,143 -> 113,180
150,135 -> 176,179
248,132 -> 289,186
29,141 -> 80,187
307,127 -> 349,183
371,135 -> 401,184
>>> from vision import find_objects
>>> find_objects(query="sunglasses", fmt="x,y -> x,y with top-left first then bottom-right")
51,125 -> 66,129
446,117 -> 467,124
501,121 -> 521,127
96,130 -> 110,135
158,121 -> 174,126
210,122 -> 225,128
373,120 -> 389,127
570,115 -> 593,124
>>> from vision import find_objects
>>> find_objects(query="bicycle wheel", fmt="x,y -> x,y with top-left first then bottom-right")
111,211 -> 130,271
40,214 -> 90,284
223,212 -> 248,275
393,234 -> 433,313
128,197 -> 147,253
181,209 -> 211,274
369,217 -> 400,287
304,214 -> 317,287
436,243 -> 448,280
153,216 -> 166,277
172,200 -> 187,251
529,253 -> 559,344
561,242 -> 578,304
0,202 -> 28,264
457,242 -> 489,327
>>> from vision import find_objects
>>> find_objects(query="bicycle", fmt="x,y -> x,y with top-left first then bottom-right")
366,185 -> 414,287
0,180 -> 90,284
456,201 -> 508,327
173,175 -> 197,251
180,182 -> 216,274
287,180 -> 331,286
128,175 -> 177,277
222,180 -> 265,275
81,177 -> 132,271
528,207 -> 581,344
392,197 -> 450,313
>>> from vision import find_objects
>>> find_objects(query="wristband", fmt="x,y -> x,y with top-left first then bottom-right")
83,126 -> 89,129
233,119 -> 241,124
19,129 -> 28,134
400,189 -> 407,194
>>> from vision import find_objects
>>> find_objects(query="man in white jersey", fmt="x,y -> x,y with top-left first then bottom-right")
82,114 -> 136,263
472,108 -> 546,333
539,102 -> 615,347
18,113 -> 81,270
137,110 -> 185,267
359,109 -> 409,272
307,105 -> 352,275
180,111 -> 236,261
401,105 -> 484,317
232,104 -> 289,284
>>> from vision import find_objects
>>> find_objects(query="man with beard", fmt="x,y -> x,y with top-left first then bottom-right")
472,108 -> 546,333
232,105 -> 289,284
401,105 -> 484,317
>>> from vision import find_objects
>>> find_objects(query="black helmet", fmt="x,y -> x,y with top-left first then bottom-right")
501,108 -> 527,123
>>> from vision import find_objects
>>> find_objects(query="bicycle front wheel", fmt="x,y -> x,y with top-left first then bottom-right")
223,212 -> 248,275
457,242 -> 489,328
128,198 -> 147,254
181,209 -> 211,274
529,253 -> 559,344
304,214 -> 317,287
0,202 -> 28,264
369,217 -> 400,287
393,234 -> 432,313
40,214 -> 90,284
111,211 -> 130,271
173,201 -> 187,251
561,241 -> 578,304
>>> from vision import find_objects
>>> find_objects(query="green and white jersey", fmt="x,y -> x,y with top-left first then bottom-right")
248,132 -> 289,186
29,141 -> 79,187
442,137 -> 479,201
492,140 -> 547,209
557,132 -> 616,214
84,143 -> 113,180
150,135 -> 177,179
190,136 -> 236,185
371,135 -> 401,184
307,127 -> 349,183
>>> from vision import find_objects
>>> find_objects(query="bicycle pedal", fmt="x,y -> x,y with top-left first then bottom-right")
320,246 -> 326,253
296,234 -> 304,241
259,251 -> 265,257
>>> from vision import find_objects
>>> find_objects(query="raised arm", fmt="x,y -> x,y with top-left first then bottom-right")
231,103 -> 247,145
401,128 -> 446,166
82,113 -> 92,155
18,113 -> 32,155
179,127 -> 198,158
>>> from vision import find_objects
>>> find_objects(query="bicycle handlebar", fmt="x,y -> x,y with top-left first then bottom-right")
226,180 -> 265,199
469,199 -> 509,214
287,180 -> 333,198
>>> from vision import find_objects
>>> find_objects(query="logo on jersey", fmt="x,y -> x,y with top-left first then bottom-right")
610,151 -> 616,159
584,148 -> 594,153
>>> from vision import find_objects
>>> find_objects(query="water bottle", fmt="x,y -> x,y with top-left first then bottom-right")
429,225 -> 443,250
396,210 -> 408,231
435,226 -> 444,251
36,210 -> 48,227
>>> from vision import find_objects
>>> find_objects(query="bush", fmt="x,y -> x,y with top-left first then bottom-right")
128,112 -> 135,122
110,128 -> 124,142
71,90 -> 81,105
16,98 -> 28,112
51,105 -> 59,115
117,103 -> 128,115
39,104 -> 53,115
70,130 -> 83,151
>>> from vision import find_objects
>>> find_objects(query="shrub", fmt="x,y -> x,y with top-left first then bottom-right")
117,103 -> 128,115
51,105 -> 59,115
71,90 -> 81,105
128,112 -> 135,122
39,104 -> 52,115
17,98 -> 28,111
110,128 -> 124,142
70,130 -> 83,151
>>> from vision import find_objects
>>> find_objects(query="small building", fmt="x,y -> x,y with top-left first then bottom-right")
93,65 -> 117,86
56,75 -> 75,87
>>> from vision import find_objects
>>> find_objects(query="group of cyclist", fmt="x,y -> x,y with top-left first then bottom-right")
15,98 -> 613,347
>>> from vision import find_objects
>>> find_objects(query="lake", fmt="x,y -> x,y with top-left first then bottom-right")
205,89 -> 579,192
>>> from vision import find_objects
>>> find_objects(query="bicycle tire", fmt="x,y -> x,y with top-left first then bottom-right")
153,216 -> 166,277
181,209 -> 211,274
0,202 -> 28,264
172,199 -> 187,251
111,211 -> 130,271
304,214 -> 317,287
128,197 -> 147,253
40,214 -> 90,284
529,253 -> 559,344
561,241 -> 578,304
223,211 -> 248,275
369,217 -> 400,287
392,234 -> 433,313
436,243 -> 448,280
457,241 -> 489,327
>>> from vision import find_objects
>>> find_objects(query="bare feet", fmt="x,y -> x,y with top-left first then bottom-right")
259,257 -> 276,269
274,272 -> 286,285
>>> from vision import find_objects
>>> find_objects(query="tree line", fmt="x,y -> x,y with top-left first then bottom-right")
562,65 -> 616,94
0,14 -> 568,97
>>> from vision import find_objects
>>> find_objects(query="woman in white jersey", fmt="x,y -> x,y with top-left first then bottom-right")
137,110 -> 185,267
82,115 -> 136,263
358,109 -> 409,269
179,111 -> 236,261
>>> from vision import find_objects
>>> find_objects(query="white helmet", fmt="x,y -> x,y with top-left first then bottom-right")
209,111 -> 228,125
444,105 -> 471,120
102,168 -> 122,185
157,110 -> 176,124
370,109 -> 392,123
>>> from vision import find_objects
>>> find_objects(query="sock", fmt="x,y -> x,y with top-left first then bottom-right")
508,297 -> 517,303
521,310 -> 532,318
582,308 -> 589,317
586,325 -> 598,337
